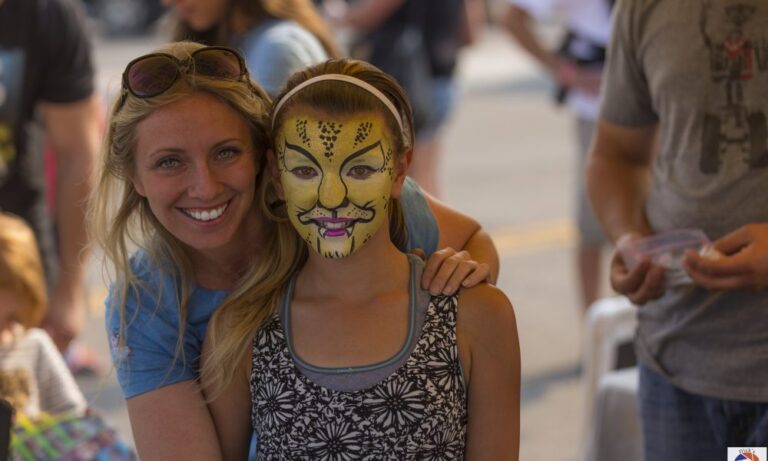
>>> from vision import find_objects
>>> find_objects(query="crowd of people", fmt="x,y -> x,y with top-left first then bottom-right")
0,0 -> 767,459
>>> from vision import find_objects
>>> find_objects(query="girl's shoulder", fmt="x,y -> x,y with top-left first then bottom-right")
456,284 -> 516,339
3,327 -> 55,357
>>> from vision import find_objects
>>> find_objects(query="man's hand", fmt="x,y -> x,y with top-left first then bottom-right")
555,59 -> 603,96
683,223 -> 768,292
611,234 -> 666,305
414,247 -> 491,296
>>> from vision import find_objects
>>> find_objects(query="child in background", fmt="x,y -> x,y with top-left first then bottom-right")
0,212 -> 86,418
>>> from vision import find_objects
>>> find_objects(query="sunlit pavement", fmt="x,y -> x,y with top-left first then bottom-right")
77,26 -> 609,461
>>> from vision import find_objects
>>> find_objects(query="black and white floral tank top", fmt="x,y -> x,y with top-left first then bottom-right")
249,263 -> 468,460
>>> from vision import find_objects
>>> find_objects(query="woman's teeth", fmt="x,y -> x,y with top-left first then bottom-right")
184,203 -> 228,222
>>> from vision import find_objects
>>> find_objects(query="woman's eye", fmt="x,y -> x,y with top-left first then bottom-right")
291,166 -> 318,179
347,165 -> 375,179
216,148 -> 239,160
156,158 -> 180,169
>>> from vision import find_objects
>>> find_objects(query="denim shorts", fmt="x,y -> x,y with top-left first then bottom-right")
417,76 -> 457,142
639,363 -> 768,460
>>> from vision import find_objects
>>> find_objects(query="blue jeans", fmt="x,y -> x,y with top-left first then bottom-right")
639,363 -> 768,460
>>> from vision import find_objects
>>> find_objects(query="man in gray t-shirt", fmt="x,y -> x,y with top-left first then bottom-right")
587,0 -> 768,458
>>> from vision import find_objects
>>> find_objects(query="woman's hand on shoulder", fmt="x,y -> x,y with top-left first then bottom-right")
418,247 -> 491,295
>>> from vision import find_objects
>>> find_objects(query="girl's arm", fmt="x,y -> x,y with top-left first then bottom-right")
200,331 -> 253,461
33,329 -> 86,416
457,285 -> 520,460
126,382 -> 223,460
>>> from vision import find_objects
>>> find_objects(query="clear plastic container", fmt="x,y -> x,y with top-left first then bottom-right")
618,229 -> 711,286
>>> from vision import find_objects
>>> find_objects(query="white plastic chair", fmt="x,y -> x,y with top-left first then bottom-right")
581,296 -> 642,461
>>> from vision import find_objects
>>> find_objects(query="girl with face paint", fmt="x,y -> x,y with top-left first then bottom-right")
92,43 -> 500,459
202,59 -> 521,460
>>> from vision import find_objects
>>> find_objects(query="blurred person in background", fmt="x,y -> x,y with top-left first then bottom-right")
0,0 -> 101,357
588,0 -> 768,458
325,0 -> 485,197
164,0 -> 342,96
0,212 -> 86,419
505,0 -> 612,313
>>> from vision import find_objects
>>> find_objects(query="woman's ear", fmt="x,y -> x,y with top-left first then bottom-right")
130,174 -> 146,197
390,148 -> 411,199
266,148 -> 285,200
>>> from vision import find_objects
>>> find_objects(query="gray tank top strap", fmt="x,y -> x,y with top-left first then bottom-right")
281,254 -> 430,392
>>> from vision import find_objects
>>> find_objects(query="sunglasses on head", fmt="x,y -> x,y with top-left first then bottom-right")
119,46 -> 250,105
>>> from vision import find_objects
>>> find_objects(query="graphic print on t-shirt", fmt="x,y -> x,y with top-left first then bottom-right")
0,48 -> 24,187
700,1 -> 768,174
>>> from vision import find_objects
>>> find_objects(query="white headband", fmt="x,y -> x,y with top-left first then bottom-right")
271,74 -> 405,133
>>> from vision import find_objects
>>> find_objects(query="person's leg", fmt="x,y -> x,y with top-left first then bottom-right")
409,137 -> 440,196
638,363 -> 723,460
574,116 -> 607,312
577,244 -> 602,312
721,399 -> 768,447
408,77 -> 457,197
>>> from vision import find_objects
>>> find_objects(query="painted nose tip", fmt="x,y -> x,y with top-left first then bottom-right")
318,174 -> 346,209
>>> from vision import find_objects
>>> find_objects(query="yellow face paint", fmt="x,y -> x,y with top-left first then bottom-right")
275,113 -> 397,258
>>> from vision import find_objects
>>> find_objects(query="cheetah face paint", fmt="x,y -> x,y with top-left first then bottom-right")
275,113 -> 397,258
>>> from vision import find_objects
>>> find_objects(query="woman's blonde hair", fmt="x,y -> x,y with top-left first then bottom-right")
172,0 -> 342,60
0,212 -> 47,329
203,57 -> 415,398
88,41 -> 272,363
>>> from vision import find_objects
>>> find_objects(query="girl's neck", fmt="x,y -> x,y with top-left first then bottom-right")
297,230 -> 409,301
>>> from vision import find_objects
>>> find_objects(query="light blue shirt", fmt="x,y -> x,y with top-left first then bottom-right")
238,20 -> 328,97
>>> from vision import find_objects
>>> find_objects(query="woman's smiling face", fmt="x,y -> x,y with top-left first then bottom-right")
131,92 -> 259,256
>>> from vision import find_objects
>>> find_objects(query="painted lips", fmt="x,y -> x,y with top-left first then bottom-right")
313,217 -> 356,238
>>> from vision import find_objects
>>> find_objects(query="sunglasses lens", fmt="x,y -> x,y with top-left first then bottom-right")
193,48 -> 243,80
127,55 -> 179,97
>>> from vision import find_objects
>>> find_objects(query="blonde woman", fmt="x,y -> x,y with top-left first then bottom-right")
91,42 -> 498,459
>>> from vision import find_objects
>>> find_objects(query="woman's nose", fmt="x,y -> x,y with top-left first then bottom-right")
188,163 -> 221,200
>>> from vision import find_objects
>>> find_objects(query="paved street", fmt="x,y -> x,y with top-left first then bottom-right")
76,25 -> 610,461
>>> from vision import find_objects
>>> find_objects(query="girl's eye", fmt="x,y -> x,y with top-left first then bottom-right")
347,165 -> 375,179
291,166 -> 318,179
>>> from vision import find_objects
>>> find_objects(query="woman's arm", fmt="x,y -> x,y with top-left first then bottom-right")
423,194 -> 500,292
126,382 -> 222,460
105,272 -> 224,460
457,285 -> 520,460
200,330 -> 253,461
